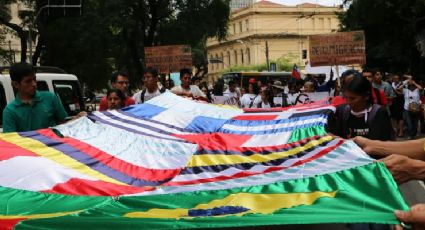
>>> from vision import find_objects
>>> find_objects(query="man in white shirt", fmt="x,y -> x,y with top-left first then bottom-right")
171,68 -> 206,99
223,80 -> 241,106
133,67 -> 167,104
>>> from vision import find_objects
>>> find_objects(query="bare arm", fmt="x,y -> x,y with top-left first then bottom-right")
353,136 -> 425,161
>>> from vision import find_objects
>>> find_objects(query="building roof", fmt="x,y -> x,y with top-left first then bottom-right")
296,3 -> 325,8
255,0 -> 285,7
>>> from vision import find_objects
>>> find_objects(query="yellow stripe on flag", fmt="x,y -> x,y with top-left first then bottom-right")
0,133 -> 125,185
187,136 -> 333,167
0,210 -> 81,220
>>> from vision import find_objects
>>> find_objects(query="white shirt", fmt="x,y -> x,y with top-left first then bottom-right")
171,85 -> 206,98
403,88 -> 421,110
133,88 -> 167,104
224,89 -> 240,99
260,102 -> 271,109
240,93 -> 261,108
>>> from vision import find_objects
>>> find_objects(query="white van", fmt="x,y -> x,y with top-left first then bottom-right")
0,66 -> 85,128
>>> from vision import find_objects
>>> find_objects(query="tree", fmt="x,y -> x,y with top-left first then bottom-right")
0,0 -> 30,62
339,0 -> 425,77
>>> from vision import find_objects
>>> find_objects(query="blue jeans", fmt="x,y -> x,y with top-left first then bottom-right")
403,110 -> 419,138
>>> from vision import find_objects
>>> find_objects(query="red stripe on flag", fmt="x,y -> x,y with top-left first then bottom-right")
178,132 -> 322,154
164,140 -> 344,186
37,129 -> 182,182
232,115 -> 279,121
43,178 -> 155,196
0,139 -> 38,161
0,219 -> 25,230
174,132 -> 252,151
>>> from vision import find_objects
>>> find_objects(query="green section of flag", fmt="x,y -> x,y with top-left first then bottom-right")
288,125 -> 327,143
13,162 -> 408,229
0,186 -> 111,217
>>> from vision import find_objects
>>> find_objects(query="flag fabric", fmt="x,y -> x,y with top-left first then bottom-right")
0,92 -> 409,229
291,64 -> 302,80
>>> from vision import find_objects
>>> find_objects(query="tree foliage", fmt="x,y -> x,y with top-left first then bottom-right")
339,0 -> 425,77
32,0 -> 230,89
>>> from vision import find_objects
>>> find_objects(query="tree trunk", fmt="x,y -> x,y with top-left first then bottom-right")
32,33 -> 43,65
146,0 -> 158,46
0,18 -> 27,63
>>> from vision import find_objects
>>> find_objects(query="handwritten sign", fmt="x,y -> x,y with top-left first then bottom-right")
145,45 -> 192,74
309,31 -> 366,67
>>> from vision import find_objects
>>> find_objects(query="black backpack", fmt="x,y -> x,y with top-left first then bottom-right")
139,87 -> 166,104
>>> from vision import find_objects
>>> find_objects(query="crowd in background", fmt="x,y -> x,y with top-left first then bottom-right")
93,66 -> 425,141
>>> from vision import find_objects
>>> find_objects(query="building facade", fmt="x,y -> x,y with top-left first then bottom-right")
206,0 -> 341,83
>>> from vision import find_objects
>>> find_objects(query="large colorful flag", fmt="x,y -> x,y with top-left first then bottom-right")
0,92 -> 408,229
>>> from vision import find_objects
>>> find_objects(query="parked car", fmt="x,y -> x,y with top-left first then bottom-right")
0,66 -> 85,129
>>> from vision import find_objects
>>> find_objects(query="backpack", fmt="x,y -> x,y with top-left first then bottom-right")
139,87 -> 166,104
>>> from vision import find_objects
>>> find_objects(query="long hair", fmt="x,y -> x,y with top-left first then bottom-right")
106,88 -> 126,107
345,76 -> 373,106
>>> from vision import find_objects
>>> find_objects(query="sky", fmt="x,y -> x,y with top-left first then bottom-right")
266,0 -> 343,6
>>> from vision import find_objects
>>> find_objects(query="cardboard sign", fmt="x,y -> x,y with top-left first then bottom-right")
145,45 -> 192,74
309,31 -> 366,67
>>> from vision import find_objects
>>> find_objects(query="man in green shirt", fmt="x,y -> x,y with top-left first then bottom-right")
2,62 -> 68,133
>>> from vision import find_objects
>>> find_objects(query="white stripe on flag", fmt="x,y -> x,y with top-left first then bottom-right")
221,117 -> 328,132
55,118 -> 198,170
241,132 -> 293,147
0,156 -> 96,191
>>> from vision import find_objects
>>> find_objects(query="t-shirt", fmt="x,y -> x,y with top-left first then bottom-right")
171,85 -> 206,98
99,96 -> 135,111
347,114 -> 370,138
223,89 -> 240,99
133,88 -> 167,104
403,88 -> 421,110
259,102 -> 271,109
2,91 -> 68,133
240,94 -> 261,108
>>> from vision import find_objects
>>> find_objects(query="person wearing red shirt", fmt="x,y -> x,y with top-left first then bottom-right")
99,71 -> 135,111
363,69 -> 388,106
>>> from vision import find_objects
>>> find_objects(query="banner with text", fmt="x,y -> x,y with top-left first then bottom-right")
145,45 -> 192,74
309,31 -> 366,67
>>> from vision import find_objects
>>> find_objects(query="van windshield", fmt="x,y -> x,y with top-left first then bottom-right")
52,80 -> 84,116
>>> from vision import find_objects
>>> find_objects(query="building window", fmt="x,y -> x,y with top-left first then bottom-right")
241,49 -> 244,64
246,48 -> 250,64
221,53 -> 224,69
312,18 -> 315,29
302,50 -> 307,59
328,18 -> 332,28
319,18 -> 324,29
239,21 -> 243,33
234,50 -> 238,65
227,51 -> 231,66
210,55 -> 214,70
215,54 -> 219,70
246,19 -> 249,31
233,23 -> 236,34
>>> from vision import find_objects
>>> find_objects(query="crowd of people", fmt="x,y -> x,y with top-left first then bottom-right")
4,62 -> 425,228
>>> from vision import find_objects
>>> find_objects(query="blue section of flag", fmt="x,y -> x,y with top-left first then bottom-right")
188,206 -> 250,217
123,104 -> 166,118
186,116 -> 228,133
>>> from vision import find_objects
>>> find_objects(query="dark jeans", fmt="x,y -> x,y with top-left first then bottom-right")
404,110 -> 419,138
